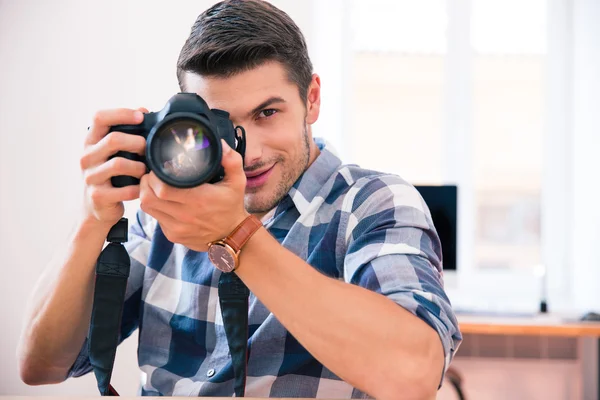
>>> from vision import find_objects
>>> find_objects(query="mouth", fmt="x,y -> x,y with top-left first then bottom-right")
245,164 -> 275,189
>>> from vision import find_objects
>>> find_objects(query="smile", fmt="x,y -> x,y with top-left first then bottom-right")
245,164 -> 275,189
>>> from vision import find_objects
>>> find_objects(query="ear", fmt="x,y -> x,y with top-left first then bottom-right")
305,74 -> 321,125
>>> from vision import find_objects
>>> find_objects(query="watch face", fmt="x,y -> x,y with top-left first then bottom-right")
208,243 -> 237,273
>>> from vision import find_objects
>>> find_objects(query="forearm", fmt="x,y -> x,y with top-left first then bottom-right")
17,217 -> 113,385
236,228 -> 443,400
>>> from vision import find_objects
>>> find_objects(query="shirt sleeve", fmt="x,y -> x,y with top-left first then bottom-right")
342,175 -> 462,388
67,209 -> 152,378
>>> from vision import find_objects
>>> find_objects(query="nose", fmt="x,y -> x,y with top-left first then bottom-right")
242,128 -> 262,168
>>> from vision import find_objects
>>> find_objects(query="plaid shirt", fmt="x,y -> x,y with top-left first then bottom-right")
69,138 -> 462,398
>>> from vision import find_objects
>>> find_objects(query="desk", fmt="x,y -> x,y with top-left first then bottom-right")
458,313 -> 600,337
456,313 -> 600,399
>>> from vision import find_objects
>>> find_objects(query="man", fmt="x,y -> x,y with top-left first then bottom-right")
17,1 -> 462,398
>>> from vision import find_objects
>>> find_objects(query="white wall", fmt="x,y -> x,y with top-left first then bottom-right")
0,0 -> 329,395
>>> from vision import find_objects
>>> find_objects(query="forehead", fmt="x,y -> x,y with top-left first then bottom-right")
182,62 -> 298,116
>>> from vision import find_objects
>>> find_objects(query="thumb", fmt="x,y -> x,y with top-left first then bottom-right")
220,139 -> 245,186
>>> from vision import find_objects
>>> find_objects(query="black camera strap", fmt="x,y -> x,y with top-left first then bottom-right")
218,272 -> 250,397
88,218 -> 251,397
89,218 -> 130,396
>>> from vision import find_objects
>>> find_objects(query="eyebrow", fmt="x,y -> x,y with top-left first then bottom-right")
247,96 -> 286,118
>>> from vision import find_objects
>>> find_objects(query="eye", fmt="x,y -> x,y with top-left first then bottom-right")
257,109 -> 278,119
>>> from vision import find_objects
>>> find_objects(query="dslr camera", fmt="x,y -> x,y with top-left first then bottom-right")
109,93 -> 246,188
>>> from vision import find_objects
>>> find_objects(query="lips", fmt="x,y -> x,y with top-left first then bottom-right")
245,167 -> 272,178
245,164 -> 275,189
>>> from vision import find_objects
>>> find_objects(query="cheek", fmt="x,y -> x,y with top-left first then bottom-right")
256,116 -> 304,151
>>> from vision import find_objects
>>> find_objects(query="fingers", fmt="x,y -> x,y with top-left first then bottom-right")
85,108 -> 144,146
145,207 -> 191,244
139,178 -> 195,244
141,172 -> 189,204
84,157 -> 147,186
80,131 -> 146,170
219,139 -> 246,188
140,173 -> 186,210
80,107 -> 148,225
88,184 -> 141,205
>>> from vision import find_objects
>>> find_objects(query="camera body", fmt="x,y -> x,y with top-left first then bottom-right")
109,93 -> 246,188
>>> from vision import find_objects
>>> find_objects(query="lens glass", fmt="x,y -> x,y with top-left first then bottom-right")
151,119 -> 216,184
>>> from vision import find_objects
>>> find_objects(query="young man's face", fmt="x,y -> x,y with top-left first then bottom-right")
182,61 -> 321,216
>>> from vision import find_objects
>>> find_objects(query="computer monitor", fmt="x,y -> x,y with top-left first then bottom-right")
414,185 -> 457,272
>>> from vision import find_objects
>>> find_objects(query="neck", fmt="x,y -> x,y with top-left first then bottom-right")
306,128 -> 321,169
252,211 -> 269,222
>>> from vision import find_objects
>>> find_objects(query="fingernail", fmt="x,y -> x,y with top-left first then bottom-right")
134,111 -> 144,122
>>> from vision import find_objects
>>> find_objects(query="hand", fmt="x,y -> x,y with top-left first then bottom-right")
79,107 -> 148,228
139,139 -> 249,252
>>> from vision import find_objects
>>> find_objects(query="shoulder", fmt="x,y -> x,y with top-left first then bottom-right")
334,165 -> 427,218
309,140 -> 427,220
331,166 -> 433,245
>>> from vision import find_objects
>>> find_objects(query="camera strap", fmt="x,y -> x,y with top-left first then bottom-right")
89,218 -> 130,396
88,218 -> 251,397
218,271 -> 250,397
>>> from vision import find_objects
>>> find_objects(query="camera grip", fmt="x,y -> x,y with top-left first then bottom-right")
110,151 -> 145,188
108,122 -> 148,188
109,124 -> 145,134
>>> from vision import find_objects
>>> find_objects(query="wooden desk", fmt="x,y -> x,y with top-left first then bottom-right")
457,312 -> 600,400
458,313 -> 600,337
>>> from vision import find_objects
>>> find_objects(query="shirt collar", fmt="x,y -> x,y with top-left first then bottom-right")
286,137 -> 342,216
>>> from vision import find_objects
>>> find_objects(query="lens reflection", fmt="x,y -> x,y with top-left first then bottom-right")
152,120 -> 215,183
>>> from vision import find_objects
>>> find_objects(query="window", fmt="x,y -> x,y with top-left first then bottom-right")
471,0 -> 546,271
350,0 -> 547,273
350,0 -> 447,184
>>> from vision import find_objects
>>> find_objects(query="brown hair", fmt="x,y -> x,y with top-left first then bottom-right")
177,0 -> 313,105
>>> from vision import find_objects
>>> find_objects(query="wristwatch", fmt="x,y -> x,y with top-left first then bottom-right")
207,215 -> 263,273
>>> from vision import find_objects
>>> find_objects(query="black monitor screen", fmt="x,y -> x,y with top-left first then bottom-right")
414,185 -> 457,271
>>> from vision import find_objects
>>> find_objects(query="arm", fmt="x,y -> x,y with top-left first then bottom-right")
18,211 -> 149,385
17,217 -> 114,385
235,179 -> 461,400
236,232 -> 443,400
17,108 -> 148,385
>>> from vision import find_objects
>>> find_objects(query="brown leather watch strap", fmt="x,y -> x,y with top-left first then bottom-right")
223,215 -> 263,252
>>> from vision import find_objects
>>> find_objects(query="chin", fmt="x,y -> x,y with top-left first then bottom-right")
245,186 -> 284,214
245,195 -> 274,215
244,165 -> 297,214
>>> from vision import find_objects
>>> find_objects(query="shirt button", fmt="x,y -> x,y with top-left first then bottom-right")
207,368 -> 216,378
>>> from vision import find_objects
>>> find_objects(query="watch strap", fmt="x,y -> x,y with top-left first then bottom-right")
223,215 -> 262,252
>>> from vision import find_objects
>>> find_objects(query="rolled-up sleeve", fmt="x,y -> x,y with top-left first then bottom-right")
342,175 -> 462,387
67,209 -> 152,378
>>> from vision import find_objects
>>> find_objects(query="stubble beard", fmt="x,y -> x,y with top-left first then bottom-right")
244,125 -> 311,215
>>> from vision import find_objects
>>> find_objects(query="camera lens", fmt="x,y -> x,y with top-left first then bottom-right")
150,119 -> 217,186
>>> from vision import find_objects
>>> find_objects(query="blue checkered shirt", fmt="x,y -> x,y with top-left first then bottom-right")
68,138 -> 462,397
